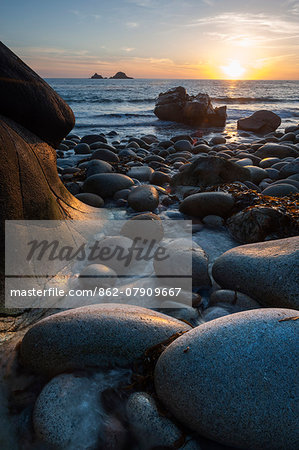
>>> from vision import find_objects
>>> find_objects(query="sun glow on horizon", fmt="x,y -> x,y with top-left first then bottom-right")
221,60 -> 246,79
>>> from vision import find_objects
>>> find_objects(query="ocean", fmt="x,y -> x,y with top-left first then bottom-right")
47,78 -> 299,140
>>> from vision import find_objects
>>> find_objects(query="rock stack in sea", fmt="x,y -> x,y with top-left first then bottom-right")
0,43 -> 299,450
154,86 -> 227,127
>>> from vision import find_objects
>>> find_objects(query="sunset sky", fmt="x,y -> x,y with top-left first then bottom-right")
1,0 -> 299,79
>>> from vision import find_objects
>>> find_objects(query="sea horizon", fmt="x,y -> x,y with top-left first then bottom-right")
47,78 -> 299,139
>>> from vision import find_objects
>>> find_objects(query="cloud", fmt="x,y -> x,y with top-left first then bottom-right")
188,12 -> 299,35
285,0 -> 299,16
252,53 -> 299,69
126,0 -> 153,7
126,21 -> 139,28
69,10 -> 101,21
122,47 -> 135,52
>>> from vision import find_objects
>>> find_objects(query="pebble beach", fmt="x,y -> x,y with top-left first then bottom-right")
0,42 -> 298,450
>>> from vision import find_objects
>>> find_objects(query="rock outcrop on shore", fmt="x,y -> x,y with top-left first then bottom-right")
0,42 -> 74,148
154,86 -> 227,127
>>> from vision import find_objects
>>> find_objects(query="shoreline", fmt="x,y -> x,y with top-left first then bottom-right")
1,42 -> 298,450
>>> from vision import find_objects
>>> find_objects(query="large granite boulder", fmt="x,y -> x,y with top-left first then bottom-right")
212,236 -> 299,309
154,308 -> 299,449
0,42 -> 74,148
20,304 -> 191,376
171,156 -> 250,188
154,87 -> 227,127
0,115 -> 96,229
237,110 -> 281,135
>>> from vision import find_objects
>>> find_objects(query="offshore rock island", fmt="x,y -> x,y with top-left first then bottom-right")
90,71 -> 134,79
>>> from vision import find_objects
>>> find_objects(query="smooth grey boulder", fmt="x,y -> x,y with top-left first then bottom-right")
126,392 -> 182,449
259,157 -> 280,168
255,143 -> 298,159
245,165 -> 268,184
20,304 -> 191,376
262,183 -> 298,197
212,236 -> 299,309
210,289 -> 261,309
174,140 -> 193,152
79,264 -> 117,289
128,185 -> 159,212
81,134 -> 107,145
91,148 -> 119,163
154,238 -> 210,288
74,143 -> 91,154
83,173 -> 134,198
150,171 -> 171,186
155,308 -> 299,449
75,193 -> 104,207
33,373 -> 109,449
84,160 -> 113,177
91,235 -> 135,275
121,212 -> 164,242
210,135 -> 226,145
127,166 -> 154,181
237,110 -> 281,134
280,160 -> 299,177
179,192 -> 234,219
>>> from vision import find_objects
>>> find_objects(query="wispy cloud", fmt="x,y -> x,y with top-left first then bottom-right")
285,0 -> 299,16
126,0 -> 154,7
122,47 -> 135,52
188,12 -> 299,35
69,10 -> 101,21
126,21 -> 139,28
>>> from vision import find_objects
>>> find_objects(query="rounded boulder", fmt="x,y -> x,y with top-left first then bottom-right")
128,185 -> 159,212
83,173 -> 134,198
20,304 -> 191,376
155,308 -> 299,449
179,192 -> 234,219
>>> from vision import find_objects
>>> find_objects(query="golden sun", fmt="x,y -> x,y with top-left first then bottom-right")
221,60 -> 246,79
